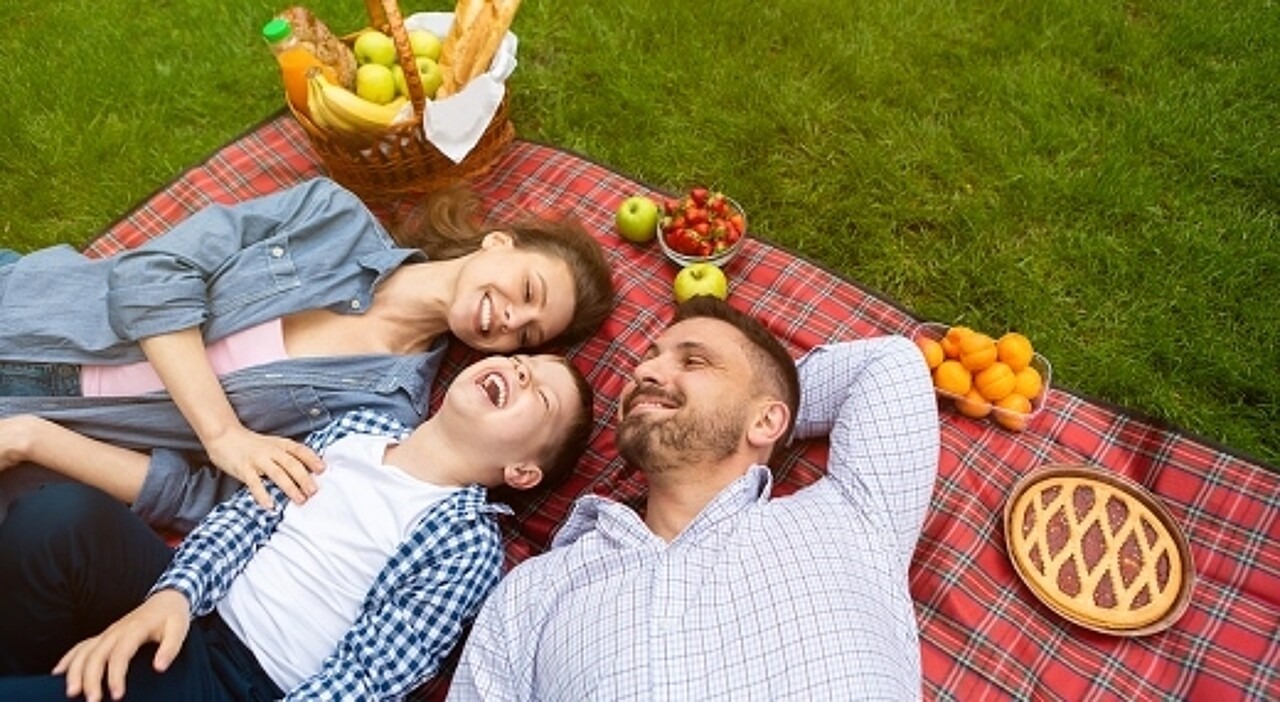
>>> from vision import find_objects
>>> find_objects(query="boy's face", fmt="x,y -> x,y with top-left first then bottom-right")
440,354 -> 580,469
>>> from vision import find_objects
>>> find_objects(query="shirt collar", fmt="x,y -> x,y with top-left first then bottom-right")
553,464 -> 773,548
452,484 -> 514,518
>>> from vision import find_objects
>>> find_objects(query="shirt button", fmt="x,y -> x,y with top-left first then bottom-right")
270,246 -> 284,258
350,299 -> 362,310
309,408 -> 322,417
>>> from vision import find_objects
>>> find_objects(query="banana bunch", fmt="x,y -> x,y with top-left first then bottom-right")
306,69 -> 409,140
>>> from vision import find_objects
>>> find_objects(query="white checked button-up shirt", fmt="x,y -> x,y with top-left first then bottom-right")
449,337 -> 940,701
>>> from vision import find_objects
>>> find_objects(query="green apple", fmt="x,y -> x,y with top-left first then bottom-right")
615,196 -> 660,244
673,263 -> 729,303
393,58 -> 444,99
356,64 -> 397,105
408,30 -> 442,61
353,30 -> 396,67
416,57 -> 444,98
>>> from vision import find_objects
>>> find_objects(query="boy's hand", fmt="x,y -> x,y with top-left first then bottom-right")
54,589 -> 192,702
205,424 -> 325,510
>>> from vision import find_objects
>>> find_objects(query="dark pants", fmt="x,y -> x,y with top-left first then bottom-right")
0,484 -> 282,701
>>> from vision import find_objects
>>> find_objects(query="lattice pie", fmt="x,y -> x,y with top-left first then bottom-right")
1006,468 -> 1190,633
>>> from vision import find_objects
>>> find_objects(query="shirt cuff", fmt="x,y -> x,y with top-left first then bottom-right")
131,449 -> 239,533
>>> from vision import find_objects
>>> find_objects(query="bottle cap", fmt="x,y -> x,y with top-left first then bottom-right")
262,17 -> 292,44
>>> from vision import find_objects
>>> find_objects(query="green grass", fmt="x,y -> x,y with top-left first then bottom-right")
1,0 -> 1276,466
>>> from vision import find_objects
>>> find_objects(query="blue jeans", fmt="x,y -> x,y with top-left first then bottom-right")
0,484 -> 282,701
0,251 -> 82,396
0,361 -> 82,397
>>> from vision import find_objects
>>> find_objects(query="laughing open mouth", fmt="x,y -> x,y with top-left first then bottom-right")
479,371 -> 509,407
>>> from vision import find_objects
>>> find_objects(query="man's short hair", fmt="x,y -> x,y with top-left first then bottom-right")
672,297 -> 800,460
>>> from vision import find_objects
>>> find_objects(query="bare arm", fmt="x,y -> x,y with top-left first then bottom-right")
0,415 -> 148,503
138,328 -> 324,510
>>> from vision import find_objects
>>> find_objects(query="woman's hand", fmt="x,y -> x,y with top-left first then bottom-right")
204,424 -> 324,510
138,329 -> 325,511
0,414 -> 42,471
54,589 -> 191,702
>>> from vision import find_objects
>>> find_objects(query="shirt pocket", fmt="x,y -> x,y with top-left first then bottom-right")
207,239 -> 301,317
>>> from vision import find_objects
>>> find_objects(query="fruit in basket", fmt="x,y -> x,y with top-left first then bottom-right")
356,64 -> 397,104
307,70 -> 408,137
615,196 -> 660,244
278,6 -> 358,90
393,58 -> 444,99
673,263 -> 728,303
409,30 -> 443,61
354,30 -> 397,67
659,188 -> 745,259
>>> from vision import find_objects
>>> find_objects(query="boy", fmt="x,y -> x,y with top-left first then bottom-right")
0,353 -> 593,701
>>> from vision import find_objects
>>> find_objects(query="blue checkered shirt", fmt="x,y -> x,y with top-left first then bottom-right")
153,409 -> 510,700
449,337 -> 940,701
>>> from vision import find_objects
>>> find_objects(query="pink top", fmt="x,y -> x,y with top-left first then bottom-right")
80,319 -> 288,397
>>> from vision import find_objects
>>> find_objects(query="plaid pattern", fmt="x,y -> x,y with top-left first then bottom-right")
154,407 -> 505,699
90,114 -> 1279,701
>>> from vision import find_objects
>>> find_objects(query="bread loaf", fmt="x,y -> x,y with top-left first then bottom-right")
277,6 -> 359,90
437,0 -> 521,98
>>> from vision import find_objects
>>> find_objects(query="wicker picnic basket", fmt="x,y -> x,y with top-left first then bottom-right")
289,0 -> 515,204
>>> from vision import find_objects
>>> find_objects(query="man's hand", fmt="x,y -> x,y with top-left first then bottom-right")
205,424 -> 325,510
54,589 -> 192,702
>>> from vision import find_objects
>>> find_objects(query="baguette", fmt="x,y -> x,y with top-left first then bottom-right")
438,0 -> 521,98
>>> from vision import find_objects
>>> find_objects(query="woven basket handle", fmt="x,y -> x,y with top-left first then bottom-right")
365,0 -> 427,116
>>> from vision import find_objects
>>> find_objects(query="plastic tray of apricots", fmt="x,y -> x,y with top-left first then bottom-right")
913,322 -> 1052,431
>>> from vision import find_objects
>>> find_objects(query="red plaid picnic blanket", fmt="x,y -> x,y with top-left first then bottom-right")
89,114 -> 1279,701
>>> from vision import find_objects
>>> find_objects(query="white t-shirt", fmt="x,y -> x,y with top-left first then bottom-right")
219,433 -> 458,690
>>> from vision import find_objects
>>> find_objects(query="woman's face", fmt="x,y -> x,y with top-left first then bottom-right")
448,234 -> 577,352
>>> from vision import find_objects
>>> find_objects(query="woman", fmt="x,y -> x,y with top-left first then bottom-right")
0,177 -> 613,530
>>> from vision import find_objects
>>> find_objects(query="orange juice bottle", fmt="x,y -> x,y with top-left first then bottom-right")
262,18 -> 325,118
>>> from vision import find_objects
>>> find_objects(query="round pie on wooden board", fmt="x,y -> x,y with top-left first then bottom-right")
1003,465 -> 1195,636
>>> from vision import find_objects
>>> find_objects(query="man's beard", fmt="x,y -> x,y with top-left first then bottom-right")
617,390 -> 748,474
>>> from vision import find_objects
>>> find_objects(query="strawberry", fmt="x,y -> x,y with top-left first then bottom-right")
690,187 -> 710,206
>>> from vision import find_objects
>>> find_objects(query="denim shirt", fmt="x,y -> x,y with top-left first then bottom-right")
0,179 -> 448,526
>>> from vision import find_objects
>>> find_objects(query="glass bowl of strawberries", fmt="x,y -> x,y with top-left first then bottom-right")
657,187 -> 748,268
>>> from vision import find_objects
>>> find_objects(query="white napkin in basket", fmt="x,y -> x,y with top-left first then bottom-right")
404,12 -> 518,164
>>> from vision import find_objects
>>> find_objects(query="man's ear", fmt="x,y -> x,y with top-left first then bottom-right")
746,399 -> 790,450
481,230 -> 515,250
502,462 -> 544,490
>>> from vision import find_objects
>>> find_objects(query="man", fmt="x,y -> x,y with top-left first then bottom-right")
449,296 -> 940,700
0,353 -> 594,701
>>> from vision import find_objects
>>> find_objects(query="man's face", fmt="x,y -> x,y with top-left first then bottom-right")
616,318 -> 756,473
